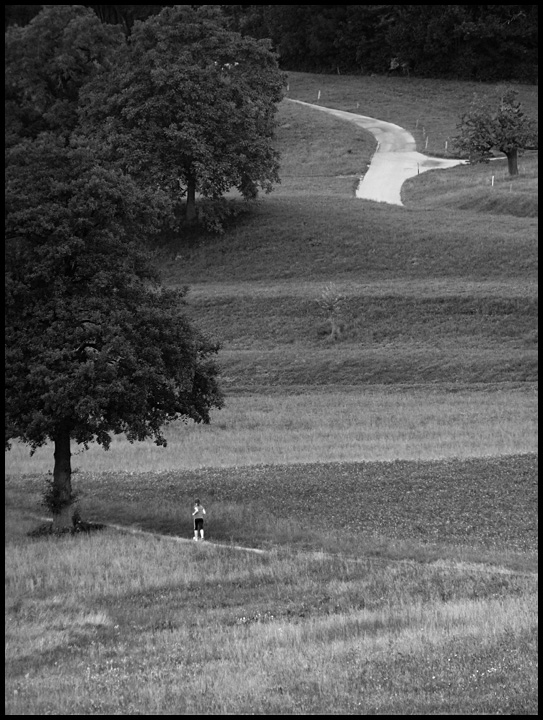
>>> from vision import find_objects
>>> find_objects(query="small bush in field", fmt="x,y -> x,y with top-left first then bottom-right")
318,283 -> 348,341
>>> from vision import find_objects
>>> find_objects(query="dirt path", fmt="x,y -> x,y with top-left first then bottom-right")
287,99 -> 466,205
25,512 -> 267,553
21,512 -> 534,576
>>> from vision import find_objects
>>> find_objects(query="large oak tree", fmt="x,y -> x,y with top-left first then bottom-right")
79,5 -> 286,227
5,136 -> 223,530
5,6 -> 224,531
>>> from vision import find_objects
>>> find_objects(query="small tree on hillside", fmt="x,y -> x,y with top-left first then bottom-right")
453,89 -> 538,176
5,136 -> 223,531
318,283 -> 347,342
79,5 -> 286,229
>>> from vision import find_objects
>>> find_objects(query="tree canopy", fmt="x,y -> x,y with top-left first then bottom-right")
223,4 -> 538,82
5,5 -> 122,144
385,5 -> 538,82
79,5 -> 286,228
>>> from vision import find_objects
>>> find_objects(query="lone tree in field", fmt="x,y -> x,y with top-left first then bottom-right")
318,283 -> 347,342
79,5 -> 286,228
5,137 -> 223,531
453,89 -> 538,176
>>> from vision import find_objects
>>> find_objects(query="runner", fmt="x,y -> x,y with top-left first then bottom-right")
192,498 -> 206,541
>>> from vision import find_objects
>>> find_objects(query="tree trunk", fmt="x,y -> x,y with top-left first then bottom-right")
185,174 -> 197,224
506,148 -> 518,176
52,425 -> 73,531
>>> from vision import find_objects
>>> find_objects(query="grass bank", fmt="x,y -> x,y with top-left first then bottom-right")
5,386 -> 537,473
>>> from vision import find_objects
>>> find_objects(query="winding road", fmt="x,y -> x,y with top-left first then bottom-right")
287,99 -> 466,205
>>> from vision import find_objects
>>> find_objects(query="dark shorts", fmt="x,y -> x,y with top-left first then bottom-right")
194,518 -> 204,531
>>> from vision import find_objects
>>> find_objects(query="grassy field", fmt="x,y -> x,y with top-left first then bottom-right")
5,71 -> 538,714
5,514 -> 538,715
5,387 -> 537,473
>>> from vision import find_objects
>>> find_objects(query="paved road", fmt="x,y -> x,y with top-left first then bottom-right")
287,99 -> 466,206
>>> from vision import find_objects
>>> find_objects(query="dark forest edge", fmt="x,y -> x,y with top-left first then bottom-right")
5,4 -> 538,83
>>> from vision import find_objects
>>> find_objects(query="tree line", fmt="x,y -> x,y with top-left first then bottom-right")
6,4 -> 539,83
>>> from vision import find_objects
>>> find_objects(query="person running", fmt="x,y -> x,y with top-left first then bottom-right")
192,498 -> 206,541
